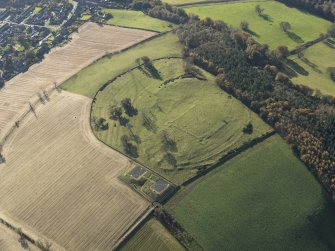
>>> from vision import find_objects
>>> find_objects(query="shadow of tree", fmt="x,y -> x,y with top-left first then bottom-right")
246,28 -> 260,38
286,31 -> 304,43
296,191 -> 335,250
287,59 -> 309,76
323,40 -> 335,49
260,13 -> 273,22
301,57 -> 322,73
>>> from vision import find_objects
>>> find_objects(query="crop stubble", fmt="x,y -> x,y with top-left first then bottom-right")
0,90 -> 150,250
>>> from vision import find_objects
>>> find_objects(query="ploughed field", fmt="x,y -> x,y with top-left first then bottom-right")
92,58 -> 271,184
0,22 -> 155,143
0,91 -> 149,250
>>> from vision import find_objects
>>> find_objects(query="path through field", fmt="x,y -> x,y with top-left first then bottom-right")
0,22 -> 155,144
0,91 -> 150,250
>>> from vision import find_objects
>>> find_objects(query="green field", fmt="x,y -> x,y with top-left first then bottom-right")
184,1 -> 332,49
162,0 -> 258,5
61,33 -> 181,97
92,57 -> 271,184
120,219 -> 184,251
168,135 -> 335,250
287,38 -> 335,96
103,9 -> 175,32
80,14 -> 91,21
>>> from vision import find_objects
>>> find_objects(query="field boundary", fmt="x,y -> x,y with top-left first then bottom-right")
113,207 -> 155,250
0,217 -> 39,250
175,0 -> 270,7
181,130 -> 276,186
104,21 -> 176,34
0,85 -> 57,148
290,33 -> 330,55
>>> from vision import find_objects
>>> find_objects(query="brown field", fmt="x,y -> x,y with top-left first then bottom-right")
0,224 -> 39,251
0,22 -> 155,143
0,91 -> 150,250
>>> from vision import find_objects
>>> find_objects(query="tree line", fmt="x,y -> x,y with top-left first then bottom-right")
276,0 -> 335,22
177,18 -> 335,201
129,0 -> 189,24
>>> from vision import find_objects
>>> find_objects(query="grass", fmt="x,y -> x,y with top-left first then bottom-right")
80,14 -> 91,21
92,58 -> 271,184
286,38 -> 335,96
34,6 -> 42,13
61,33 -> 181,97
103,9 -> 175,32
184,1 -> 332,49
167,134 -> 335,251
120,219 -> 185,251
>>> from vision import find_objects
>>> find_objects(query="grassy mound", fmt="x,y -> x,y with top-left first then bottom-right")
103,9 -> 175,32
167,135 -> 335,250
92,57 -> 271,184
184,1 -> 332,49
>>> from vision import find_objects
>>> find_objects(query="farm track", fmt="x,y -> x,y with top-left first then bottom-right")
0,91 -> 150,250
0,22 -> 156,146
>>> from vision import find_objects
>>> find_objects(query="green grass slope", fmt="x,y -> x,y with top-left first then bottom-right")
92,58 -> 271,184
168,135 -> 335,250
184,1 -> 332,49
61,33 -> 182,97
103,9 -> 175,32
120,219 -> 185,251
287,38 -> 335,96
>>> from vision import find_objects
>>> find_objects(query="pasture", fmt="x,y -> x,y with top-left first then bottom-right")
167,135 -> 335,250
0,91 -> 149,250
120,219 -> 184,251
92,58 -> 271,184
61,32 -> 182,97
0,22 -> 154,143
103,9 -> 175,32
184,1 -> 332,49
288,38 -> 335,96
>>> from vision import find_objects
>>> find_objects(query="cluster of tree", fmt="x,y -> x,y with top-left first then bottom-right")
177,19 -> 335,201
243,122 -> 253,134
136,56 -> 161,79
110,98 -> 137,126
129,0 -> 189,24
121,135 -> 138,158
276,0 -> 335,21
93,117 -> 109,131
